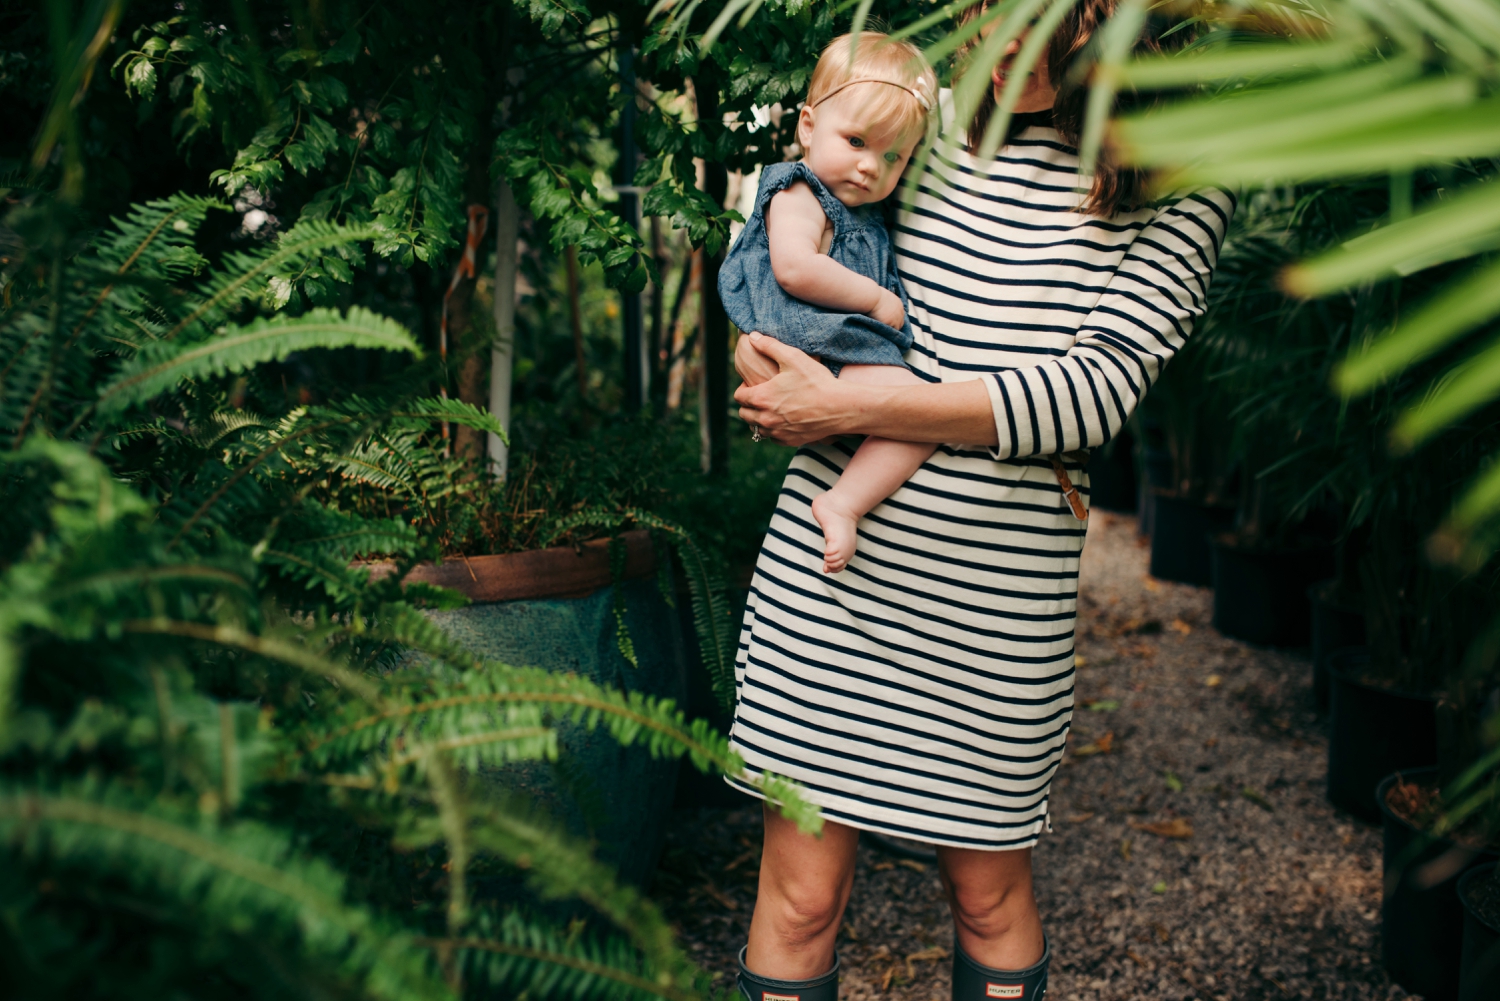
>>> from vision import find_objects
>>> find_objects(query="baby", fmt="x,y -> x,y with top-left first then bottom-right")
719,32 -> 939,575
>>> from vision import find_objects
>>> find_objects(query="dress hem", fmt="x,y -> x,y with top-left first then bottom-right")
723,773 -> 1046,853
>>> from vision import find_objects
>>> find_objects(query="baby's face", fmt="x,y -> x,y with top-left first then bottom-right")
797,92 -> 920,208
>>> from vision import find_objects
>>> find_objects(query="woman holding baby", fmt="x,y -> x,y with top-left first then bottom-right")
720,3 -> 1232,999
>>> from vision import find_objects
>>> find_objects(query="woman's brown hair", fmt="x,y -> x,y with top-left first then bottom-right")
958,0 -> 1157,217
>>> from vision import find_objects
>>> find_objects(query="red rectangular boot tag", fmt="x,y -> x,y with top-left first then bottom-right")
986,985 -> 1024,999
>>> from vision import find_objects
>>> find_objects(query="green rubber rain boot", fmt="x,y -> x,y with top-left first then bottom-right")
737,947 -> 840,1001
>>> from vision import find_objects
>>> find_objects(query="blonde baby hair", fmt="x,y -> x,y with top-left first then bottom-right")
805,32 -> 938,142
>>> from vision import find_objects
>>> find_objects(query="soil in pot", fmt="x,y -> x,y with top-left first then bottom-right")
1460,863 -> 1500,1001
1327,648 -> 1437,822
1210,536 -> 1334,646
1309,579 -> 1366,713
396,532 -> 690,888
1148,490 -> 1235,586
1380,770 -> 1500,1001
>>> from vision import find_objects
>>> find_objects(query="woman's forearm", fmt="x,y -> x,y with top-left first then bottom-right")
734,334 -> 999,446
845,378 -> 999,445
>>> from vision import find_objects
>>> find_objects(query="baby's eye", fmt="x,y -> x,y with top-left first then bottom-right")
848,136 -> 866,148
883,151 -> 899,164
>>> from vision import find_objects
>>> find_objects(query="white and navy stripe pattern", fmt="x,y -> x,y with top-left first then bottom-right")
727,126 -> 1233,850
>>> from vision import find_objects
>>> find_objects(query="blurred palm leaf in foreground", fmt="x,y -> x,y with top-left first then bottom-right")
1107,0 -> 1500,565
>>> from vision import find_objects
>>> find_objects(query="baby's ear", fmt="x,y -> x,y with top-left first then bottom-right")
796,105 -> 816,146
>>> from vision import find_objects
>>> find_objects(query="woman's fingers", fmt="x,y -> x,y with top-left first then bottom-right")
747,332 -> 815,370
732,333 -> 847,445
734,331 -> 781,386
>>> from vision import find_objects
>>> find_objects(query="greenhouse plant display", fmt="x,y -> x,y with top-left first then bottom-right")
1379,768 -> 1500,999
9,0 -> 1500,993
0,3 -> 834,997
1107,0 -> 1500,987
1459,861 -> 1500,1001
1323,648 -> 1438,821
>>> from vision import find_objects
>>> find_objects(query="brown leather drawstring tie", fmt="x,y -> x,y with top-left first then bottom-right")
1050,456 -> 1089,521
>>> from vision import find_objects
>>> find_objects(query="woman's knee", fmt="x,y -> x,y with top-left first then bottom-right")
940,847 -> 1036,939
763,880 -> 846,945
947,880 -> 1027,937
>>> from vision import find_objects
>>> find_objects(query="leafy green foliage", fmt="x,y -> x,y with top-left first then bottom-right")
0,190 -> 813,997
1113,0 -> 1500,834
1111,0 -> 1500,560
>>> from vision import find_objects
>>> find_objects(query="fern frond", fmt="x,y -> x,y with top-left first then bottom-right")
0,784 -> 449,1001
438,910 -> 708,1001
92,195 -> 225,282
656,527 -> 736,714
98,307 -> 421,415
358,603 -> 482,670
545,507 -> 738,712
457,798 -> 696,989
263,548 -> 373,602
48,564 -> 253,600
121,618 -> 384,706
389,396 -> 508,442
279,504 -> 421,563
190,408 -> 270,449
299,662 -> 818,831
163,220 -> 381,340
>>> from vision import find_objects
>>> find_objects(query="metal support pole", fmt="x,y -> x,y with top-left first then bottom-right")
696,74 -> 729,476
618,44 -> 646,413
488,180 -> 518,479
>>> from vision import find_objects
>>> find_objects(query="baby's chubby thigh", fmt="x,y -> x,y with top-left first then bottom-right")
835,363 -> 925,386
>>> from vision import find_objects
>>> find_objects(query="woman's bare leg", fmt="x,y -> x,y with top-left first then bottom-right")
810,364 -> 939,573
936,845 -> 1045,969
745,806 -> 861,979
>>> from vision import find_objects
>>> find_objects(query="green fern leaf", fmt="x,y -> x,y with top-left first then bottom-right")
0,784 -> 449,1001
97,307 -> 421,414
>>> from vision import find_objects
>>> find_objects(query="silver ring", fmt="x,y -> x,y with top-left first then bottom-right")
751,425 -> 764,442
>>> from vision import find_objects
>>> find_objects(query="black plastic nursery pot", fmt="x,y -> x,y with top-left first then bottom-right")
1209,538 -> 1335,646
1085,432 -> 1138,513
1380,769 -> 1500,1001
1460,862 -> 1500,1001
1136,448 -> 1173,537
1326,648 -> 1437,822
1309,580 -> 1366,713
1147,490 -> 1235,586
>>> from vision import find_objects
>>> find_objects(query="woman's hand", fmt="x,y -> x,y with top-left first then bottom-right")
734,333 -> 853,446
734,330 -> 783,387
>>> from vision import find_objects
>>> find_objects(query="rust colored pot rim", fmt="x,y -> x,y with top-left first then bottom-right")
360,529 -> 658,604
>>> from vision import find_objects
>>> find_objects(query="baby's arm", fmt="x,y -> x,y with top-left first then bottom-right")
766,182 -> 905,330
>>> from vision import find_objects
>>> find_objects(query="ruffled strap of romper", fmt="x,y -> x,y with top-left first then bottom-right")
754,161 -> 858,242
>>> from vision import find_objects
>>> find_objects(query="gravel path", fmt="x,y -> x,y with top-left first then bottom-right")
650,514 -> 1411,1001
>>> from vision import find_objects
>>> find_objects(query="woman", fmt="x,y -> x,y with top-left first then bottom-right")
726,3 -> 1233,1000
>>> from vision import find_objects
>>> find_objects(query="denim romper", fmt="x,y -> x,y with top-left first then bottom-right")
718,161 -> 914,376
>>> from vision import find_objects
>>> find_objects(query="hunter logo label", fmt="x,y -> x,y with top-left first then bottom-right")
763,993 -> 800,1001
986,985 -> 1024,999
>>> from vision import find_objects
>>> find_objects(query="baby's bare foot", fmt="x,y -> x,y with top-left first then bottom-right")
811,491 -> 860,574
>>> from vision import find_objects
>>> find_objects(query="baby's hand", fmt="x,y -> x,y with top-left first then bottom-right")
869,288 -> 906,331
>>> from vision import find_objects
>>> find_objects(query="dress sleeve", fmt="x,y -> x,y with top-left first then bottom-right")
981,188 -> 1235,459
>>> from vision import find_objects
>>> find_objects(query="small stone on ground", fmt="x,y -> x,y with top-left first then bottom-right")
650,514 -> 1412,1001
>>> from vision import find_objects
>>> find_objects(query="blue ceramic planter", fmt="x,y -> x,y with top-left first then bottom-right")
386,531 -> 690,887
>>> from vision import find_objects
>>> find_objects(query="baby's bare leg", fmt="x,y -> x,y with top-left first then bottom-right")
810,364 -> 938,574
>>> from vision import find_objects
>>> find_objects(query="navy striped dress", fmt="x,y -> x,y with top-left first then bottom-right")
726,121 -> 1233,850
